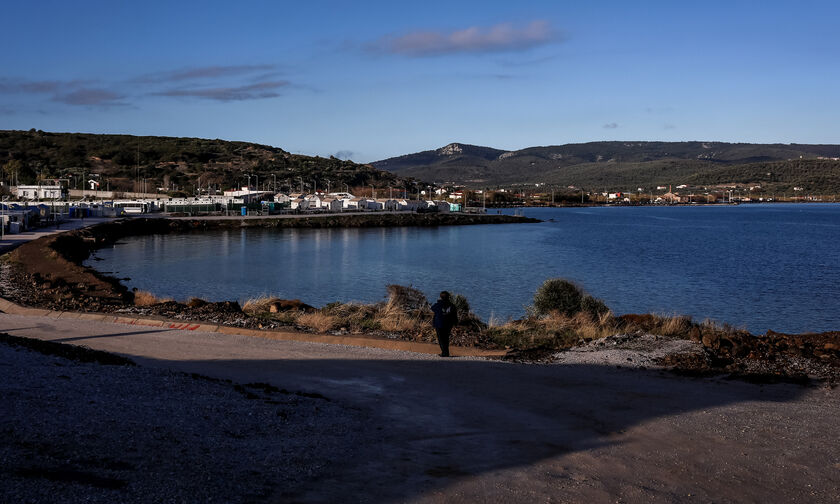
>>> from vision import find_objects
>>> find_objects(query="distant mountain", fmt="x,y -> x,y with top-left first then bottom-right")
0,130 -> 408,194
372,141 -> 840,192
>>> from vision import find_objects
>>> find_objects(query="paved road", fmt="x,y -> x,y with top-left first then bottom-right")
0,217 -> 111,253
1,312 -> 838,503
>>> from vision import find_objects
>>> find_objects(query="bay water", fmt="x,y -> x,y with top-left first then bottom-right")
87,204 -> 840,333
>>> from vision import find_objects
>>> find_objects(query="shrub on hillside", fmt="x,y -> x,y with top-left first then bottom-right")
581,295 -> 610,318
451,293 -> 470,320
533,279 -> 584,316
532,278 -> 610,319
385,284 -> 428,311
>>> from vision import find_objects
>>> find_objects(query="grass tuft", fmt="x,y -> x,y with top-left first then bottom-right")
296,312 -> 338,332
133,290 -> 172,306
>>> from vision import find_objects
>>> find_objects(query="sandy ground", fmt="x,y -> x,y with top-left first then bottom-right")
1,312 -> 839,503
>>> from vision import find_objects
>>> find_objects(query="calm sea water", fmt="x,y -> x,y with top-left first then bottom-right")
87,204 -> 840,333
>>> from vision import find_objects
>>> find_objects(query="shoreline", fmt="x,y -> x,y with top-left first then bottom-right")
0,213 -> 838,382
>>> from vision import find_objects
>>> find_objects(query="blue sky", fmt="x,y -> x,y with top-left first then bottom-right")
1,1 -> 838,162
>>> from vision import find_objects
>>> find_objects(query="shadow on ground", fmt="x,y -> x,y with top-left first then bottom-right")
131,355 -> 810,502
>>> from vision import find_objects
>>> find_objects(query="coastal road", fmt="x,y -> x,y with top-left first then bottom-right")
1,312 -> 838,503
0,217 -> 110,254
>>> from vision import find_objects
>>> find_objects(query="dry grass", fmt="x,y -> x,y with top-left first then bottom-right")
242,296 -> 281,314
296,312 -> 338,332
321,302 -> 381,331
375,304 -> 424,332
186,297 -> 207,308
132,290 -> 172,306
537,310 -> 617,341
620,313 -> 696,338
488,308 -> 620,351
655,314 -> 693,336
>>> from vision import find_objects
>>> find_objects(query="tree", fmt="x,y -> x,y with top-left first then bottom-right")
3,159 -> 22,186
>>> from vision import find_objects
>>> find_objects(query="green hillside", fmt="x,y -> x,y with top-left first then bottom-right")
0,129 -> 407,194
373,141 -> 840,192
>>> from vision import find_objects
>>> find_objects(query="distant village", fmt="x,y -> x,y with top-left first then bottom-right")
1,178 -> 832,236
1,182 -> 478,235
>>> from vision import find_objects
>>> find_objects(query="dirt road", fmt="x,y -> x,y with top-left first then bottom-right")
1,312 -> 838,503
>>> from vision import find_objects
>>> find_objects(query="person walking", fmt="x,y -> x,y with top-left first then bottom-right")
431,291 -> 458,357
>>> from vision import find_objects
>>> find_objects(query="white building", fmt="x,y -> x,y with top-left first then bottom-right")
16,185 -> 65,200
222,188 -> 273,203
321,197 -> 343,212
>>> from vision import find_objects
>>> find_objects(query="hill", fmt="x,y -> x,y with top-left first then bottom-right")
0,130 -> 408,195
373,141 -> 840,192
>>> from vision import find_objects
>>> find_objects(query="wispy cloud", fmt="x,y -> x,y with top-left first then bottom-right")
0,78 -> 125,107
0,64 -> 290,108
134,64 -> 278,83
0,78 -> 86,95
497,53 -> 562,67
52,88 -> 127,106
603,122 -> 619,129
370,20 -> 559,57
663,123 -> 677,130
152,80 -> 290,102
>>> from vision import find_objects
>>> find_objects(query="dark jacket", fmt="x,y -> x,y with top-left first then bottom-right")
431,300 -> 458,330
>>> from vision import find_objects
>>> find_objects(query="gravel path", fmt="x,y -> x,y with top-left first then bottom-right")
0,339 -> 363,504
1,313 -> 839,503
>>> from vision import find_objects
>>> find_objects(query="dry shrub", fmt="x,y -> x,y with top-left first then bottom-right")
385,285 -> 428,311
243,296 -> 314,315
378,313 -> 421,332
538,310 -> 617,341
297,312 -> 338,332
374,303 -> 424,332
242,296 -> 280,314
186,297 -> 207,308
133,290 -> 171,306
323,302 -> 380,331
653,314 -> 693,336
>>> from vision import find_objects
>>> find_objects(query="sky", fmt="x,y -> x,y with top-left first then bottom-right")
1,0 -> 838,163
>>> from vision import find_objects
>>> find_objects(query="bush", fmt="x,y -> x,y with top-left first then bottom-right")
451,293 -> 470,319
385,284 -> 428,311
581,295 -> 610,318
532,278 -> 611,319
533,279 -> 584,316
133,290 -> 172,306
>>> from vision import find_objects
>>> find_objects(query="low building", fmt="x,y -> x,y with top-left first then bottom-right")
16,185 -> 65,200
321,197 -> 343,212
366,199 -> 385,211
